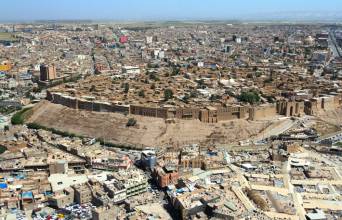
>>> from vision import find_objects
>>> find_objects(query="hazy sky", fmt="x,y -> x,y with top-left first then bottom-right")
1,0 -> 342,21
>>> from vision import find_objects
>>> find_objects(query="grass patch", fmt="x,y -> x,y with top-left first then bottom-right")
11,107 -> 32,125
333,142 -> 342,147
0,32 -> 16,41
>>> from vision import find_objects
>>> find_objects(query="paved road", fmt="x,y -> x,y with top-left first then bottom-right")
329,30 -> 342,58
253,118 -> 297,142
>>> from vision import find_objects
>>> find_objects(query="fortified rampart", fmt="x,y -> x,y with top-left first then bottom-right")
249,104 -> 277,120
46,91 -> 129,114
276,100 -> 305,117
46,91 -> 342,123
304,95 -> 341,115
47,91 -> 247,123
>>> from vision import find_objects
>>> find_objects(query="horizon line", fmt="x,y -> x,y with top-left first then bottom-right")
0,18 -> 342,24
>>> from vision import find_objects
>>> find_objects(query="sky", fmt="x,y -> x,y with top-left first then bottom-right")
1,0 -> 342,21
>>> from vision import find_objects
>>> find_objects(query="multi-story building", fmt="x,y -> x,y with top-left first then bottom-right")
91,205 -> 118,220
154,165 -> 179,188
73,183 -> 93,204
104,169 -> 148,202
40,64 -> 57,81
48,187 -> 74,208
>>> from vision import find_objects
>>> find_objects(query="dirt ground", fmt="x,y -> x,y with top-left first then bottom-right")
314,109 -> 342,135
316,108 -> 342,126
27,101 -> 279,148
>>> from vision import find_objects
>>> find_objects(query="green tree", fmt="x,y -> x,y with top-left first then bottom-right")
190,90 -> 198,98
25,91 -> 31,99
124,83 -> 129,93
172,67 -> 180,76
264,78 -> 273,84
138,90 -> 145,97
209,94 -> 222,101
0,145 -> 7,154
197,79 -> 206,89
238,91 -> 260,105
90,85 -> 96,92
164,88 -> 173,101
149,72 -> 159,81
182,94 -> 190,103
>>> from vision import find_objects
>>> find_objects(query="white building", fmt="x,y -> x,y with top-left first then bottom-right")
235,37 -> 242,44
122,66 -> 140,76
146,36 -> 153,44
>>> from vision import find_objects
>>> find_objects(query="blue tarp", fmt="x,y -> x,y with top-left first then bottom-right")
176,189 -> 184,193
0,183 -> 7,189
207,152 -> 218,156
13,173 -> 26,180
21,191 -> 33,199
44,191 -> 53,196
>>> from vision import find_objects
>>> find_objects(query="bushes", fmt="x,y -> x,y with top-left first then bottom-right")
97,138 -> 139,150
123,83 -> 130,93
27,122 -> 143,151
11,107 -> 32,125
126,118 -> 137,127
263,78 -> 273,84
209,94 -> 222,101
27,123 -> 77,137
0,145 -> 7,154
334,142 -> 342,147
0,106 -> 20,115
26,123 -> 42,130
